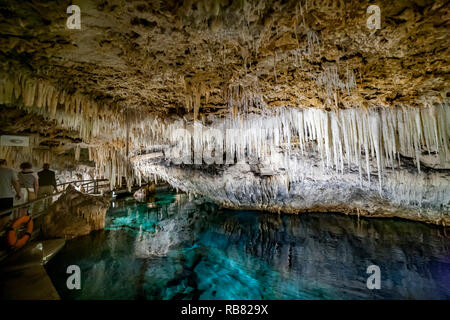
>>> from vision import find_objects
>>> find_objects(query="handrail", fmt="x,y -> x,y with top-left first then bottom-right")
0,189 -> 64,218
0,179 -> 110,263
57,179 -> 108,187
85,184 -> 110,194
0,179 -> 109,218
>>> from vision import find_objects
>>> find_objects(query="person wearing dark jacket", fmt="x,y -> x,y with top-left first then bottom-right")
37,163 -> 57,208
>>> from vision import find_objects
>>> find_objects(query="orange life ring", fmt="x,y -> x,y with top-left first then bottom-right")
6,215 -> 33,249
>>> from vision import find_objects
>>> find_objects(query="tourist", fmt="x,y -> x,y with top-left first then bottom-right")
17,162 -> 39,217
38,163 -> 57,208
0,159 -> 21,228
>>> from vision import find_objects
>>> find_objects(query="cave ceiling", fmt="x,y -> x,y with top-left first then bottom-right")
0,0 -> 449,170
1,0 -> 448,116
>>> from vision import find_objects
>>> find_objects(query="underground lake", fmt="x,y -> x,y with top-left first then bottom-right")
45,191 -> 450,300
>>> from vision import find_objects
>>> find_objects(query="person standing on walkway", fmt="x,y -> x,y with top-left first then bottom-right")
37,163 -> 57,209
0,159 -> 21,228
17,162 -> 38,217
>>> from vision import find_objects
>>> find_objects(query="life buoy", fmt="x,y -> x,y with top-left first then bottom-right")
6,215 -> 33,249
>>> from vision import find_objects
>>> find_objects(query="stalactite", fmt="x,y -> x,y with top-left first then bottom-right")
315,64 -> 356,108
1,72 -> 448,196
194,85 -> 200,120
162,102 -> 449,193
75,145 -> 81,161
0,135 -> 55,169
305,29 -> 320,56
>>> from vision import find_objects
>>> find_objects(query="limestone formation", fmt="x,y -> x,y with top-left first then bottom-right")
133,183 -> 156,202
0,1 -> 448,224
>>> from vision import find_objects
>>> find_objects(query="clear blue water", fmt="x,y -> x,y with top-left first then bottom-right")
46,191 -> 450,300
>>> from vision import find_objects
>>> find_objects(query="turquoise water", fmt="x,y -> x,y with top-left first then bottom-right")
46,191 -> 450,299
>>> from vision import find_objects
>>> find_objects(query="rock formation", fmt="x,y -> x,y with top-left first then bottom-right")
0,1 -> 448,224
41,186 -> 110,239
133,183 -> 156,202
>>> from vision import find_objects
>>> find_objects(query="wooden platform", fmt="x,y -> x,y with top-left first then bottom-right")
0,239 -> 65,300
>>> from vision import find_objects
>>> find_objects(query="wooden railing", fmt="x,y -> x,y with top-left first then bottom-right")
0,179 -> 109,262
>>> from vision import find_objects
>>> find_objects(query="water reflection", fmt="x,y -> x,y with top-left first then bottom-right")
46,192 -> 450,300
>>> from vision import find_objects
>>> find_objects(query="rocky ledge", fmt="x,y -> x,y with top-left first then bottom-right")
137,159 -> 450,227
41,186 -> 110,239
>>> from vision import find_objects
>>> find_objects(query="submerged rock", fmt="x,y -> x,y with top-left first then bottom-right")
41,186 -> 111,239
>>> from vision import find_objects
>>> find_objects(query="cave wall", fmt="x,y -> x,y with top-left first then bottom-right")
0,0 -> 448,224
